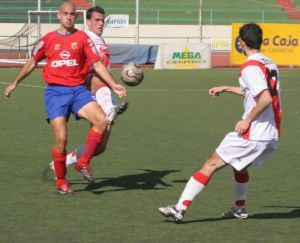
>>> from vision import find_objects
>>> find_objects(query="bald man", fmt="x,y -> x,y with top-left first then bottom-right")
4,2 -> 127,195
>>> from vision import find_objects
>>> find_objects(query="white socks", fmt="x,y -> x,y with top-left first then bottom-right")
95,87 -> 115,116
176,171 -> 210,211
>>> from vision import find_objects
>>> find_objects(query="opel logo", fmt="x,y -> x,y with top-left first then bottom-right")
59,51 -> 71,60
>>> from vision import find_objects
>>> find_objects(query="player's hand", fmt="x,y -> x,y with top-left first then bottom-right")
235,119 -> 251,135
112,83 -> 127,98
4,82 -> 17,98
209,86 -> 225,98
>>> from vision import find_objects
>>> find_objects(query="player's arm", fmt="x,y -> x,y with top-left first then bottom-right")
99,52 -> 106,63
209,86 -> 243,98
235,89 -> 272,135
4,58 -> 37,98
93,61 -> 126,98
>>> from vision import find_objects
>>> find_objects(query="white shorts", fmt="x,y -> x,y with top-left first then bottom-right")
216,132 -> 278,171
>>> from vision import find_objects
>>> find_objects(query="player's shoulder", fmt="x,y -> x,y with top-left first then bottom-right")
243,53 -> 277,73
84,30 -> 104,42
84,30 -> 94,38
42,31 -> 57,40
241,53 -> 267,71
254,53 -> 276,66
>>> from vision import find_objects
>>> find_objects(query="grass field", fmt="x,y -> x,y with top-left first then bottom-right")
0,67 -> 300,243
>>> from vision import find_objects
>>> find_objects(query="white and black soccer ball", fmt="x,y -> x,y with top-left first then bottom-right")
121,62 -> 144,86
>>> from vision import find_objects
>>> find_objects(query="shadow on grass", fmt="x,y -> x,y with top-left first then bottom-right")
249,206 -> 300,219
73,169 -> 180,195
42,166 -> 55,182
163,217 -> 225,224
162,206 -> 300,224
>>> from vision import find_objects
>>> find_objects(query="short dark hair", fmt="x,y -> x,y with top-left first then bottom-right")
239,23 -> 263,50
86,6 -> 105,19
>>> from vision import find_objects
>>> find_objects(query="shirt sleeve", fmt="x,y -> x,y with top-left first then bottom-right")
241,65 -> 268,97
84,37 -> 101,65
32,37 -> 46,62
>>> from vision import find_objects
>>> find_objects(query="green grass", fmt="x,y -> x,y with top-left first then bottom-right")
0,68 -> 300,242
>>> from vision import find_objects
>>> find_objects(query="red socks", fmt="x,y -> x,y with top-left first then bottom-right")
52,149 -> 66,180
177,170 -> 211,210
77,128 -> 103,166
193,171 -> 211,186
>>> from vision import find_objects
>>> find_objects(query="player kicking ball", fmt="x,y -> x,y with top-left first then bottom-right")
84,6 -> 128,126
4,2 -> 127,195
159,23 -> 282,222
49,6 -> 128,177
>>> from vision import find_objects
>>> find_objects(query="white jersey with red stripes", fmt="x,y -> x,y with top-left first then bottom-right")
85,30 -> 110,69
239,52 -> 282,141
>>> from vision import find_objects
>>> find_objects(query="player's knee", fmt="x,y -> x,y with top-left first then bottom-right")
201,156 -> 224,174
92,112 -> 107,131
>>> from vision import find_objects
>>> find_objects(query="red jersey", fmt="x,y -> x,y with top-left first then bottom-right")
33,29 -> 100,86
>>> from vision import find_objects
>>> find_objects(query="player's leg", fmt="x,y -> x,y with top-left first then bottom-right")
60,75 -> 128,168
222,168 -> 249,219
91,75 -> 128,124
222,140 -> 278,219
159,152 -> 226,222
50,117 -> 74,195
75,100 -> 107,183
45,85 -> 74,195
64,126 -> 112,167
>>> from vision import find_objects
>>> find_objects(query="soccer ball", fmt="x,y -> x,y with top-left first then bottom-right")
121,63 -> 144,86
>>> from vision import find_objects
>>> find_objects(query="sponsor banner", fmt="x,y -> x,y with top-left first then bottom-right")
211,38 -> 231,51
231,23 -> 300,65
104,15 -> 129,28
154,43 -> 211,69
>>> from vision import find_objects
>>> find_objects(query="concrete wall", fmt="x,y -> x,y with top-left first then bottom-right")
0,23 -> 232,50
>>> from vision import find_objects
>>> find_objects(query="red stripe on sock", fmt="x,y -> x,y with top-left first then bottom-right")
235,200 -> 245,206
52,148 -> 66,179
192,171 -> 210,185
96,83 -> 109,91
182,200 -> 192,207
234,171 -> 249,183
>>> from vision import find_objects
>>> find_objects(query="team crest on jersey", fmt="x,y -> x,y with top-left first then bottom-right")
54,44 -> 60,50
71,42 -> 77,49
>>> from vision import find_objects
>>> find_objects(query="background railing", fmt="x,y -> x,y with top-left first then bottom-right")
0,7 -> 300,24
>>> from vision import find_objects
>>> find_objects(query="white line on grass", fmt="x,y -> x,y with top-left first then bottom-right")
0,82 -> 209,92
0,81 -> 299,92
0,81 -> 45,89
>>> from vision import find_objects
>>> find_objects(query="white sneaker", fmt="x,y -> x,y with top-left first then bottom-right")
107,101 -> 128,124
49,161 -> 55,171
66,151 -> 78,167
158,205 -> 185,222
222,207 -> 248,219
49,161 -> 57,180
